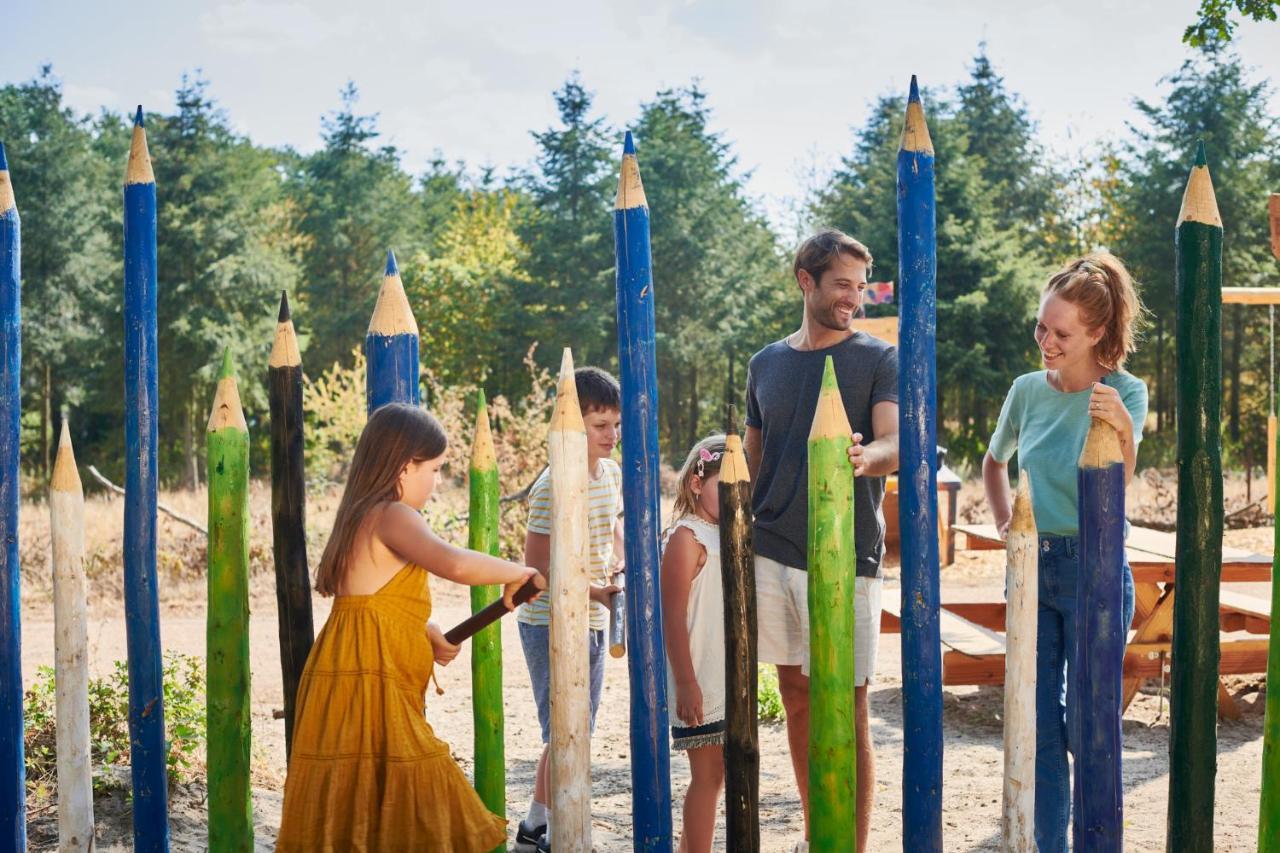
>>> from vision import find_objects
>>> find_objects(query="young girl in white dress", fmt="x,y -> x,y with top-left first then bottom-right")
662,434 -> 728,853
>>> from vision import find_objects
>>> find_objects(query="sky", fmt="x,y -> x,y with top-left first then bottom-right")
4,0 -> 1280,231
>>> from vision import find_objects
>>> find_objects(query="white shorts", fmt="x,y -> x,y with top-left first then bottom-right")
755,554 -> 882,686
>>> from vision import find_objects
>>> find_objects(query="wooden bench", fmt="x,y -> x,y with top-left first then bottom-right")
949,522 -> 1272,717
881,589 -> 1008,685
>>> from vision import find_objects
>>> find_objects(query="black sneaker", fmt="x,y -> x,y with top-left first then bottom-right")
514,820 -> 546,852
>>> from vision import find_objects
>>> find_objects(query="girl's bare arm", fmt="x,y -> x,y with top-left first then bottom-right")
377,502 -> 533,587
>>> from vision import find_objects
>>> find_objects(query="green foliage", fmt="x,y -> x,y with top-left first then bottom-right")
757,664 -> 785,723
1106,44 -> 1280,460
23,653 -> 206,799
1184,0 -> 1280,46
811,48 -> 1053,456
631,85 -> 791,459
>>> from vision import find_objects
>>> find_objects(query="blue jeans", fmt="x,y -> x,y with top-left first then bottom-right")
518,622 -> 606,744
1034,534 -> 1135,853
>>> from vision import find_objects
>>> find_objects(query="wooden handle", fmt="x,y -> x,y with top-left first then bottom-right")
444,579 -> 540,645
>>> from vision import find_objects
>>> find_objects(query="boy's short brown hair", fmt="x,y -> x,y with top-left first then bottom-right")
793,229 -> 873,284
575,366 -> 621,414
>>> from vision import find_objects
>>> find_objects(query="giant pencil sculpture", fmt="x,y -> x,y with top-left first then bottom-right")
207,350 -> 253,850
808,356 -> 857,849
123,107 -> 170,850
1169,141 -> 1223,852
268,291 -> 313,761
0,140 -> 23,847
548,348 -> 592,852
613,130 -> 673,850
1263,194 -> 1280,852
51,419 -> 94,849
720,412 -> 759,852
897,74 -> 944,852
1074,420 -> 1126,852
366,250 -> 420,413
468,390 -> 506,850
1001,473 -> 1036,853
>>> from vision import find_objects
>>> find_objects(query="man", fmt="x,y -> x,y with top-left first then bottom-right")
744,228 -> 899,853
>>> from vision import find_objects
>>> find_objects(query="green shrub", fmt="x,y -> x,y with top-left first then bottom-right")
24,652 -> 207,798
757,664 -> 785,723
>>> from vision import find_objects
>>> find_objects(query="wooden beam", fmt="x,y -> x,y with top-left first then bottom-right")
1221,287 -> 1280,304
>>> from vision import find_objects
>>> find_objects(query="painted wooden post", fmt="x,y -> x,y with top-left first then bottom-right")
1074,421 -> 1126,851
807,356 -> 857,849
1266,194 -> 1280,853
719,412 -> 759,853
51,419 -> 94,850
897,74 -> 944,852
1002,473 -> 1036,853
123,107 -> 171,851
468,390 -> 506,851
613,130 -> 674,851
366,249 -> 419,413
268,291 -> 313,762
0,139 -> 24,849
206,350 -> 253,851
1169,140 -> 1223,851
548,347 -> 591,852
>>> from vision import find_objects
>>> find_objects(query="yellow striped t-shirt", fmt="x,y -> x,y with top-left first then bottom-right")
516,457 -> 623,631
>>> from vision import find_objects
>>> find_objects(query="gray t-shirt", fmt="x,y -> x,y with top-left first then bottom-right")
745,332 -> 898,577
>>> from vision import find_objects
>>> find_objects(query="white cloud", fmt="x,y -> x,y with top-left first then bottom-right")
200,1 -> 361,54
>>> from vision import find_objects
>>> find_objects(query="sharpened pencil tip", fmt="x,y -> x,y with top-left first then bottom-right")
385,249 -> 398,276
1194,139 -> 1207,167
134,105 -> 144,128
908,75 -> 921,103
277,290 -> 290,322
623,131 -> 636,155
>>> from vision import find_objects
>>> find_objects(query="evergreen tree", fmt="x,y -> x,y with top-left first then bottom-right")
290,82 -> 424,375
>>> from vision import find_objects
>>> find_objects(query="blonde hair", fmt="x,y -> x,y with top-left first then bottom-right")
670,434 -> 727,524
1044,251 -> 1144,370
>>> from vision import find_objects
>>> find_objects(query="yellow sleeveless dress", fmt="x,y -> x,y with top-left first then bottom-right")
276,564 -> 508,852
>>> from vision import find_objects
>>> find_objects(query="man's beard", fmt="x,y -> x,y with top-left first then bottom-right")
812,302 -> 853,332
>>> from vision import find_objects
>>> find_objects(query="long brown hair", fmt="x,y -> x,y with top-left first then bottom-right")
1044,252 -> 1145,370
314,404 -> 448,596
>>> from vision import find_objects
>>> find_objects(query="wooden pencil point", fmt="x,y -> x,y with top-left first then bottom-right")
721,433 -> 750,484
51,419 -> 82,494
208,357 -> 248,433
269,306 -> 301,368
368,257 -> 418,336
550,348 -> 585,433
277,289 -> 290,323
1079,418 -> 1124,469
1178,145 -> 1222,228
615,135 -> 648,211
1010,472 -> 1035,534
125,114 -> 155,186
471,391 -> 496,471
809,357 -> 854,440
901,77 -> 934,155
0,142 -> 13,214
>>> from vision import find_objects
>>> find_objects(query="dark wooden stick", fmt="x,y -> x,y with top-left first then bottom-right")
720,409 -> 759,852
268,291 -> 314,763
444,579 -> 539,645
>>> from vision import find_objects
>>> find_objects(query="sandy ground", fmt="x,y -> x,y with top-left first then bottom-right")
13,489 -> 1272,851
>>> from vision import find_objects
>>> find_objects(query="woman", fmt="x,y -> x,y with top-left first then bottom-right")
982,252 -> 1147,853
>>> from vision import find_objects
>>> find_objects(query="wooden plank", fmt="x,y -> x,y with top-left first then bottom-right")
851,316 -> 897,345
1219,589 -> 1271,620
1222,287 -> 1280,305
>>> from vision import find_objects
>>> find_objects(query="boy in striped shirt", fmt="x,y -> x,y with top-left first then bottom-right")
515,367 -> 624,852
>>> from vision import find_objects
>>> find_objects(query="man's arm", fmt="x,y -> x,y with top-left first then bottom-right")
744,425 -> 763,494
848,400 -> 899,477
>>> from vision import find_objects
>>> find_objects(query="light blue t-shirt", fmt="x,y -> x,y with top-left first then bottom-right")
989,370 -> 1148,536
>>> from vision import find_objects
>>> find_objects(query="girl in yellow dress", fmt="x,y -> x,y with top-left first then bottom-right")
277,403 -> 543,851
